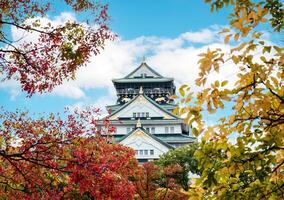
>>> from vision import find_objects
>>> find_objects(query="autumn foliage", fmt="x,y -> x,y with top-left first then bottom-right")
133,162 -> 188,200
175,0 -> 284,199
0,108 -> 138,199
0,0 -> 114,96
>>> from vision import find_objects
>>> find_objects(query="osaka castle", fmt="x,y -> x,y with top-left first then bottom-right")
102,60 -> 196,163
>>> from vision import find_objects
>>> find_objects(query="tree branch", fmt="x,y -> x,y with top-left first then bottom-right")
0,20 -> 51,35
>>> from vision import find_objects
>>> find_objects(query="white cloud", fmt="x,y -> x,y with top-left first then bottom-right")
0,12 -> 80,99
181,28 -> 218,44
1,18 -> 251,104
11,12 -> 76,44
52,82 -> 85,99
58,25 -> 231,98
0,23 -> 236,101
66,95 -> 115,117
0,79 -> 21,100
52,12 -> 76,24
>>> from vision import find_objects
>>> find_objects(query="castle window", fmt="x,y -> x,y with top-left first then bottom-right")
137,112 -> 141,118
146,127 -> 150,132
170,127 -> 174,133
133,113 -> 136,118
141,112 -> 145,117
135,149 -> 154,156
141,73 -> 146,78
144,150 -> 148,155
127,127 -> 131,133
151,127 -> 155,133
165,127 -> 169,133
146,112 -> 149,118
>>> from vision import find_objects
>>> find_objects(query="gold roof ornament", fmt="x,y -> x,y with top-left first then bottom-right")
142,55 -> 146,64
139,86 -> 144,95
136,118 -> 142,128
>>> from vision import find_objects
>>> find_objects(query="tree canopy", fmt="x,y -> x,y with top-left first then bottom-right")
175,0 -> 284,199
156,143 -> 200,190
0,0 -> 113,96
133,162 -> 188,200
0,108 -> 138,199
1,0 -> 283,199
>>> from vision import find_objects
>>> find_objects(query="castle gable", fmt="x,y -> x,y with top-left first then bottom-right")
119,128 -> 172,159
125,62 -> 162,78
109,94 -> 178,120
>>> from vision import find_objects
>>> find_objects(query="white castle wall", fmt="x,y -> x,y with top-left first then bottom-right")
115,124 -> 181,134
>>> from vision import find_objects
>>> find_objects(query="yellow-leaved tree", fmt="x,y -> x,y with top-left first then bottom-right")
175,0 -> 284,199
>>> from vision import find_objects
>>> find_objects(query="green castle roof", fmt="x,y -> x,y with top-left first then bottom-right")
108,92 -> 179,119
112,62 -> 173,83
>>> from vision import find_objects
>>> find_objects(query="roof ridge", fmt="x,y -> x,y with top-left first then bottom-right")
154,133 -> 196,139
124,62 -> 163,78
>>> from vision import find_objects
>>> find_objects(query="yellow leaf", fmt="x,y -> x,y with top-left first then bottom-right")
215,81 -> 220,87
262,46 -> 271,54
273,46 -> 283,53
179,85 -> 187,97
231,42 -> 247,52
227,151 -> 232,159
259,41 -> 265,45
229,115 -> 235,124
247,11 -> 255,23
204,131 -> 210,141
169,95 -> 178,100
185,93 -> 192,103
260,56 -> 266,63
260,18 -> 267,23
173,107 -> 179,115
234,33 -> 240,41
219,28 -> 231,34
221,80 -> 228,87
271,77 -> 279,87
192,127 -> 199,137
224,34 -> 232,44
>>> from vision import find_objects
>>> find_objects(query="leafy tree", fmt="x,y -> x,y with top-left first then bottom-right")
0,0 -> 113,96
205,0 -> 283,32
0,108 -> 138,199
156,143 -> 200,190
175,0 -> 284,199
133,162 -> 188,200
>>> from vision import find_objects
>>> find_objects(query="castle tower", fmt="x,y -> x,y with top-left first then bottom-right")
102,60 -> 195,163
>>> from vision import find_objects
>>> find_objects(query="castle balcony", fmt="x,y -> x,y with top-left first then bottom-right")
116,88 -> 173,95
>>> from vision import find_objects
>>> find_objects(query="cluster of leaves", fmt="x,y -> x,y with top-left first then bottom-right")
205,0 -> 284,32
0,108 -> 138,199
175,0 -> 284,199
133,162 -> 188,200
0,0 -> 114,96
156,143 -> 200,190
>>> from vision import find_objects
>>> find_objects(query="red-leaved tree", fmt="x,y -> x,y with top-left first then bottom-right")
0,0 -> 114,96
133,162 -> 188,200
0,107 -> 138,199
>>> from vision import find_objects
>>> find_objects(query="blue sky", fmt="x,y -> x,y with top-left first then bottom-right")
108,0 -> 230,38
0,1 -> 277,126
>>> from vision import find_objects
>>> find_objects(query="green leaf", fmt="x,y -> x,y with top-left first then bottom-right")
262,46 -> 271,53
192,127 -> 199,136
221,80 -> 228,87
179,85 -> 187,97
